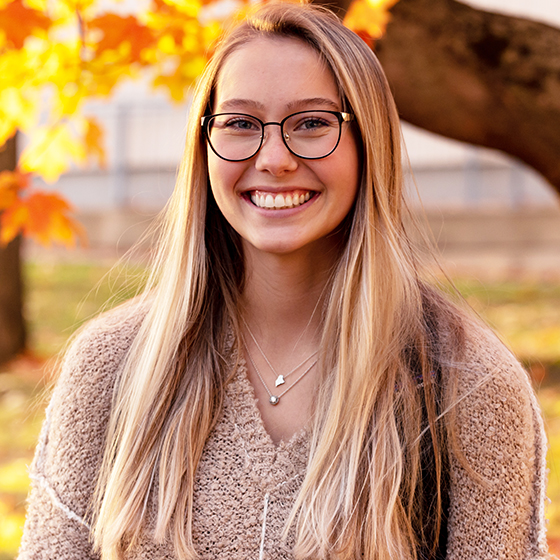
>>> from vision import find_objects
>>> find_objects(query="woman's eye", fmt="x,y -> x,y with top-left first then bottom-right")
225,118 -> 259,131
299,118 -> 329,130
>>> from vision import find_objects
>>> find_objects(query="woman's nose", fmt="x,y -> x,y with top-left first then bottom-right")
254,125 -> 298,176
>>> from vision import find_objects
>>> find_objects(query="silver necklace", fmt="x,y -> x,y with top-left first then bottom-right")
242,317 -> 318,388
243,341 -> 318,405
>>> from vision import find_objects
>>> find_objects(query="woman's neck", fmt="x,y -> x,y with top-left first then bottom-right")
238,243 -> 341,443
240,242 -> 339,346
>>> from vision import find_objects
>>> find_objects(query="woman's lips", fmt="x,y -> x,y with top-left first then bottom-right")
248,189 -> 315,209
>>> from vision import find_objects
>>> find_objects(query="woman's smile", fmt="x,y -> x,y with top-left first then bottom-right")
247,189 -> 315,210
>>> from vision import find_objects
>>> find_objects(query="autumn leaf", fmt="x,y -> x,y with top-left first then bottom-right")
0,190 -> 87,247
0,0 -> 51,49
84,117 -> 106,168
0,170 -> 30,211
88,14 -> 156,63
19,122 -> 86,183
0,49 -> 41,144
344,0 -> 399,47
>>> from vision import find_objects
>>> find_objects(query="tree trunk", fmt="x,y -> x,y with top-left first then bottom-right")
316,0 -> 560,198
0,136 -> 26,366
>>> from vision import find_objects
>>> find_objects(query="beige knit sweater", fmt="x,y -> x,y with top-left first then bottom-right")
18,302 -> 550,559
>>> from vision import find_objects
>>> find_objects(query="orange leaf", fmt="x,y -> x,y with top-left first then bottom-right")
88,14 -> 156,63
84,117 -> 106,168
0,170 -> 29,210
0,0 -> 51,49
0,190 -> 87,247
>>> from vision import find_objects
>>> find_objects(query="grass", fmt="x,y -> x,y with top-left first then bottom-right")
0,260 -> 147,559
0,261 -> 559,557
452,278 -> 560,365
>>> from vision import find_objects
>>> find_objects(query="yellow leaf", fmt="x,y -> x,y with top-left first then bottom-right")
344,0 -> 399,46
19,123 -> 86,183
0,49 -> 41,143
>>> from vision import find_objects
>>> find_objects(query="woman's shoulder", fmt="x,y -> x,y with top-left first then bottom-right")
447,316 -> 545,489
58,297 -> 149,385
455,316 -> 534,406
444,319 -> 549,558
66,296 -> 149,359
18,300 -> 151,558
46,297 -> 150,461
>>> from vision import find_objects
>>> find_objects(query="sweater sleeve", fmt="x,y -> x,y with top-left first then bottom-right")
17,303 -> 145,560
446,326 -> 550,560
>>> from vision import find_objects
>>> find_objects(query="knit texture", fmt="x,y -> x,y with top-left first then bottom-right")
18,302 -> 550,559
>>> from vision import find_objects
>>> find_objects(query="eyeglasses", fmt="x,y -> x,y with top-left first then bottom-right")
201,110 -> 354,162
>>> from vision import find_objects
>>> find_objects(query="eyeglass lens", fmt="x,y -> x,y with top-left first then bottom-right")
205,111 -> 343,161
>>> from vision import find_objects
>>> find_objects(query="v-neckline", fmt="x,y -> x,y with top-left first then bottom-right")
223,357 -> 310,489
236,357 -> 309,449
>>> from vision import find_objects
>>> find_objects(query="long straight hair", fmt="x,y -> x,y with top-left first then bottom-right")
92,4 -> 465,559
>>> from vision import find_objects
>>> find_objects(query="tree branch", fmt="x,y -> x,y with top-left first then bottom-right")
315,0 -> 560,197
374,0 -> 560,196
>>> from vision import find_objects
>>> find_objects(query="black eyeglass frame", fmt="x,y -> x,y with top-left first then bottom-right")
201,110 -> 355,162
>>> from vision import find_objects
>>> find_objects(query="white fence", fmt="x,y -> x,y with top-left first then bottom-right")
32,101 -> 558,212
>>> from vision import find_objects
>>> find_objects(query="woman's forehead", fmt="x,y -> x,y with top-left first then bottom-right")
212,36 -> 340,114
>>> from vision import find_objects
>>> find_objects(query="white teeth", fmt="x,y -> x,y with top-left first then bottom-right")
250,192 -> 314,209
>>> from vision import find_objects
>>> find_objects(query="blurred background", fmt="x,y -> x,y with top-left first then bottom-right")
1,0 -> 560,557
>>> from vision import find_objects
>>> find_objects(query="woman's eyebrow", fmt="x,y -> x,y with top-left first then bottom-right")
218,99 -> 265,112
216,97 -> 340,113
285,97 -> 339,111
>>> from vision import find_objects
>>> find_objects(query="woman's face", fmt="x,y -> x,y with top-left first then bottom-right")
207,36 -> 361,258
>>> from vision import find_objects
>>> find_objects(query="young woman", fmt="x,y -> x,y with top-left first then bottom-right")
18,3 -> 549,559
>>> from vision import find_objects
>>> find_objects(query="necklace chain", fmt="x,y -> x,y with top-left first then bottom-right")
243,340 -> 318,405
240,289 -> 325,406
242,317 -> 318,387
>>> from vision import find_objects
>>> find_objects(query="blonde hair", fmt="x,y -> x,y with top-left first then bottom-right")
92,3 -> 465,559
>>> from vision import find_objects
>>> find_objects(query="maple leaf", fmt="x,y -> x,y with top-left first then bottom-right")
19,122 -> 86,183
88,14 -> 157,63
0,0 -> 51,49
0,190 -> 87,247
0,170 -> 30,210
